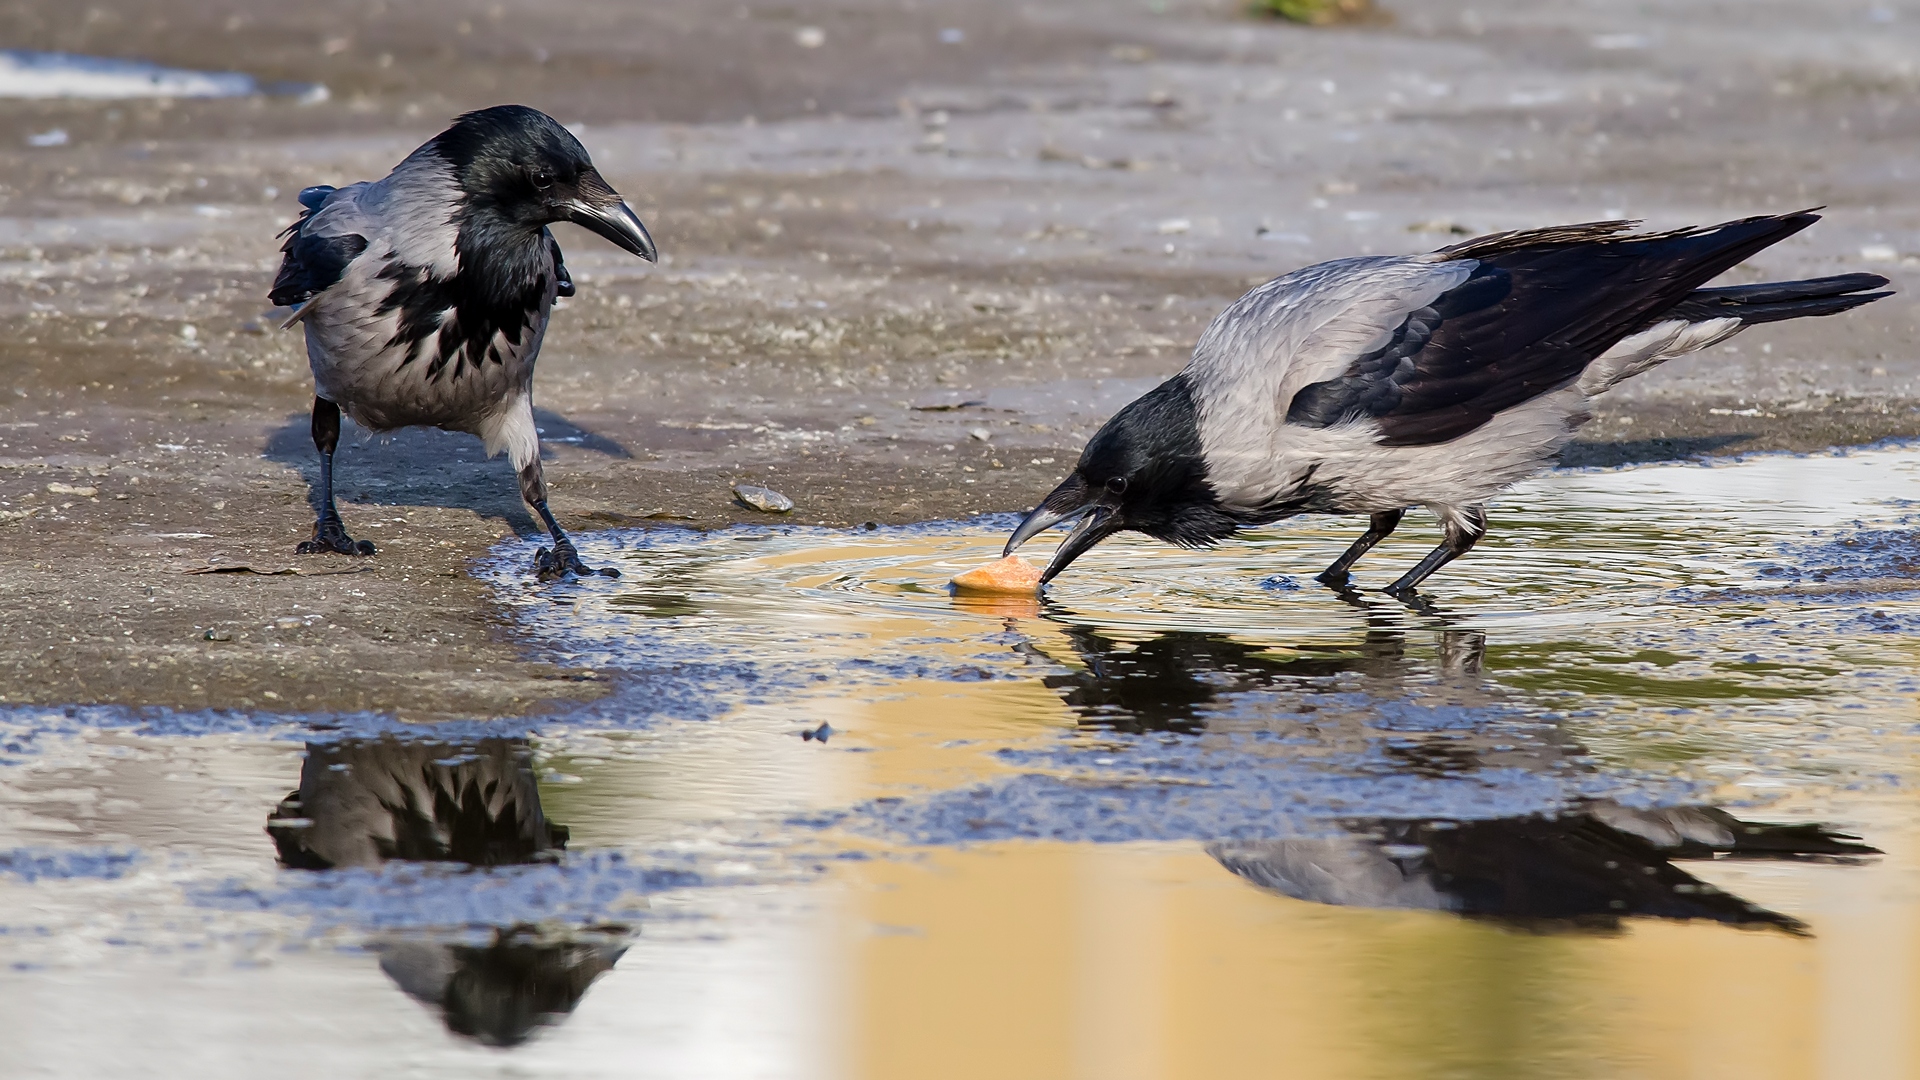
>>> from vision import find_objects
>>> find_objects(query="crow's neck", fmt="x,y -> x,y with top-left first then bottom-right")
453,209 -> 551,310
1097,374 -> 1242,547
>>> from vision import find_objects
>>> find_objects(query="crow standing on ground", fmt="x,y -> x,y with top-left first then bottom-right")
269,105 -> 657,579
1005,211 -> 1890,597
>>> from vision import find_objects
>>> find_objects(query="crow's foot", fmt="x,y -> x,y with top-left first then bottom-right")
535,539 -> 620,581
1381,583 -> 1442,616
1313,569 -> 1370,608
297,518 -> 376,556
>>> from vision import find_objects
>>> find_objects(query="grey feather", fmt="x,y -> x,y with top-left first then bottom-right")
284,157 -> 555,460
1168,213 -> 1890,529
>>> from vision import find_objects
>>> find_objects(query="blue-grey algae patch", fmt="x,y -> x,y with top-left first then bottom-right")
0,847 -> 140,883
192,854 -> 710,937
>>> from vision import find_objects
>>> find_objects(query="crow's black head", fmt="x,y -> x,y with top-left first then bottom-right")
432,105 -> 656,260
1005,373 -> 1240,582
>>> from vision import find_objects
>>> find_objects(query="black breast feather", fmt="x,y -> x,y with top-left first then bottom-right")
373,225 -> 555,382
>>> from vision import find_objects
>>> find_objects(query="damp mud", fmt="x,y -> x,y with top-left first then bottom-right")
4,444 -> 1920,1077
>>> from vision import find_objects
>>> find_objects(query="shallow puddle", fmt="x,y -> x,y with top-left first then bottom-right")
5,446 -> 1920,1077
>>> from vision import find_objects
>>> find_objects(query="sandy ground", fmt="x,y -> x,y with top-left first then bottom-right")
0,0 -> 1914,717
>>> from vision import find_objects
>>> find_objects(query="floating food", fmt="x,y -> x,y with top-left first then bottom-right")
950,554 -> 1043,595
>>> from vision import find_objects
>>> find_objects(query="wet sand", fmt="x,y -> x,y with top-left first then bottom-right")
0,0 -> 1914,717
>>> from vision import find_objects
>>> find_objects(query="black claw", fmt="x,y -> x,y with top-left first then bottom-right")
297,518 -> 376,556
1317,572 -> 1368,607
535,540 -> 619,582
1383,584 -> 1441,616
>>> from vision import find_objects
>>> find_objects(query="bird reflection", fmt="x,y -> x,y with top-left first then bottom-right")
267,737 -> 568,869
266,736 -> 623,1045
1041,622 -> 1490,735
1209,808 -> 1877,934
1034,621 -> 1879,932
379,924 -> 625,1048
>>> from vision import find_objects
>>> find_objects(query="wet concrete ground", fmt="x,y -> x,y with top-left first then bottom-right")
0,0 -> 1916,717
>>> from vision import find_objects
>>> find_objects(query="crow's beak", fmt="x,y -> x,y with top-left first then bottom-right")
567,169 -> 658,262
1005,474 -> 1125,584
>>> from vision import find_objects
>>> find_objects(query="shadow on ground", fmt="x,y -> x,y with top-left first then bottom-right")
263,407 -> 632,538
1560,434 -> 1754,469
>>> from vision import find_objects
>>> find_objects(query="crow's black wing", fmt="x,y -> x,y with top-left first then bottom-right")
1287,211 -> 1824,447
268,185 -> 370,308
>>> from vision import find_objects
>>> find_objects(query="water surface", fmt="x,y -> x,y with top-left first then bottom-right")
4,446 -> 1920,1078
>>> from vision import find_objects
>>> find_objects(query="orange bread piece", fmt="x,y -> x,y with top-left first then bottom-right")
950,554 -> 1043,595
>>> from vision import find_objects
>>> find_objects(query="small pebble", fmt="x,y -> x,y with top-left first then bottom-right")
732,483 -> 794,513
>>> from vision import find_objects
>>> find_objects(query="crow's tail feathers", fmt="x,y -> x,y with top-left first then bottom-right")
1712,817 -> 1883,860
1668,272 -> 1893,327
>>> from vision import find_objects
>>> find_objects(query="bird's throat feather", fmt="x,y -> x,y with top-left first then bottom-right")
374,230 -> 552,382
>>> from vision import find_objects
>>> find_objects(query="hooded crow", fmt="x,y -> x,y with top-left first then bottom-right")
269,104 -> 657,580
1006,211 -> 1890,597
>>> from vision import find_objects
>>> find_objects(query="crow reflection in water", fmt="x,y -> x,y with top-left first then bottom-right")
266,737 -> 624,1046
1211,810 -> 1876,934
1037,624 -> 1878,931
1041,623 -> 1486,735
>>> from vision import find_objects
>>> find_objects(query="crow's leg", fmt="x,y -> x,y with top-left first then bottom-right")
1316,509 -> 1405,589
519,456 -> 619,581
1383,506 -> 1486,600
295,397 -> 376,556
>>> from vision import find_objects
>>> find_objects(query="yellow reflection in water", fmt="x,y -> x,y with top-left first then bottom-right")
520,447 -> 1920,1077
840,836 -> 1920,1080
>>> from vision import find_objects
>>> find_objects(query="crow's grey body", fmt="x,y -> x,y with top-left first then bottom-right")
1007,211 -> 1891,595
270,105 -> 656,578
1184,252 -> 1739,531
290,164 -> 553,472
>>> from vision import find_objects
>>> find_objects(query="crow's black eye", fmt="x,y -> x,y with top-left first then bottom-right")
1106,476 -> 1129,494
529,169 -> 554,190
